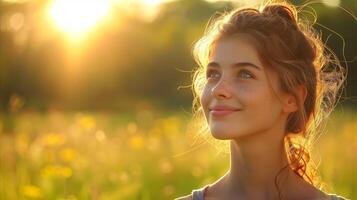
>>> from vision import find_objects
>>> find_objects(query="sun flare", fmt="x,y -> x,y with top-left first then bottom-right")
48,0 -> 110,37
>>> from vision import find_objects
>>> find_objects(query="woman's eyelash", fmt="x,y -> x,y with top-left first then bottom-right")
206,69 -> 254,79
206,70 -> 219,79
238,70 -> 254,79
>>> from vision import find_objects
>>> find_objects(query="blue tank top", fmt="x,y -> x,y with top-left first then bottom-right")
190,185 -> 348,200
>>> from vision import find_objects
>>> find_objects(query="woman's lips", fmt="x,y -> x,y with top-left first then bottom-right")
209,105 -> 240,116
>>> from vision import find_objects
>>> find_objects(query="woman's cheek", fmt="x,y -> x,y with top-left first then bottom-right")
234,84 -> 256,100
200,86 -> 211,111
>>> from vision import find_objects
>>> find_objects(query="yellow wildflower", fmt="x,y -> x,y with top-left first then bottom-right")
129,134 -> 144,150
42,133 -> 66,146
22,185 -> 42,198
77,115 -> 96,131
59,148 -> 77,162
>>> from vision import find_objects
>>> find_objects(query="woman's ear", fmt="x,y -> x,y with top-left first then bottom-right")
282,85 -> 307,113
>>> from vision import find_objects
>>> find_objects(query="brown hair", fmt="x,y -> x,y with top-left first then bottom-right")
188,0 -> 346,198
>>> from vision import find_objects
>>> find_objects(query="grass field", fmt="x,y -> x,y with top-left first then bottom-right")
0,107 -> 356,200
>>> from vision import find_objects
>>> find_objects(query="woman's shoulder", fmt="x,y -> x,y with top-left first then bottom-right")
313,190 -> 349,200
326,193 -> 349,200
300,182 -> 349,200
174,184 -> 209,200
174,194 -> 192,200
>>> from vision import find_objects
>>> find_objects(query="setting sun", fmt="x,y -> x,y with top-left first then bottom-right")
48,0 -> 110,37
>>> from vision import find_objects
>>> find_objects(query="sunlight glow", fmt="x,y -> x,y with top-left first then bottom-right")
141,0 -> 163,6
48,0 -> 110,37
322,0 -> 340,7
136,0 -> 175,21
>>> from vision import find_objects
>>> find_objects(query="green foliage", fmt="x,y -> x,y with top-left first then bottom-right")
0,0 -> 354,110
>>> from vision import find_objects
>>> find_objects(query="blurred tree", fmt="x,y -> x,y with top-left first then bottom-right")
0,0 -> 355,111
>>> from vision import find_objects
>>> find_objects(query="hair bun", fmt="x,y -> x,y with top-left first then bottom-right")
263,4 -> 297,26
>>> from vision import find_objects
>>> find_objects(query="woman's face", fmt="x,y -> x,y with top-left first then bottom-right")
200,36 -> 289,140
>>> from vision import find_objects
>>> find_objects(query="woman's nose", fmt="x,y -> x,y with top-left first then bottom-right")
211,76 -> 233,99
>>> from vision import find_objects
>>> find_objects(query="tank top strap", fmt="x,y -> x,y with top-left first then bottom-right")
191,185 -> 210,200
329,194 -> 348,200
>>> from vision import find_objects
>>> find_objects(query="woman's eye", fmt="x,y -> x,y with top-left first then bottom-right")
206,70 -> 220,79
238,70 -> 254,79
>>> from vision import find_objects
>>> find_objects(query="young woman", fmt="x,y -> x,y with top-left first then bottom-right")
175,1 -> 347,200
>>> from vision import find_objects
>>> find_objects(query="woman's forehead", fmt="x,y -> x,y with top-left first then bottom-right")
208,35 -> 264,69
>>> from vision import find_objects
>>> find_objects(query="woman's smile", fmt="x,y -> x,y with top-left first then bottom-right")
209,104 -> 242,117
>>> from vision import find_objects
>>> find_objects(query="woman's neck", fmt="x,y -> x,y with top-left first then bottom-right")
226,136 -> 292,199
206,120 -> 311,199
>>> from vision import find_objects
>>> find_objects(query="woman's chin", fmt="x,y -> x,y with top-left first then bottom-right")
210,130 -> 234,140
209,127 -> 251,140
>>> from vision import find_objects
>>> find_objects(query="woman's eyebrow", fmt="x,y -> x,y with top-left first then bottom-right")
206,61 -> 262,71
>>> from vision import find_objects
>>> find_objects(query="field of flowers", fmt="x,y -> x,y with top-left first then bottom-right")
0,107 -> 356,200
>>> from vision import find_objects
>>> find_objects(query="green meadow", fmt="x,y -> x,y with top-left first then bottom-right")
0,107 -> 355,200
